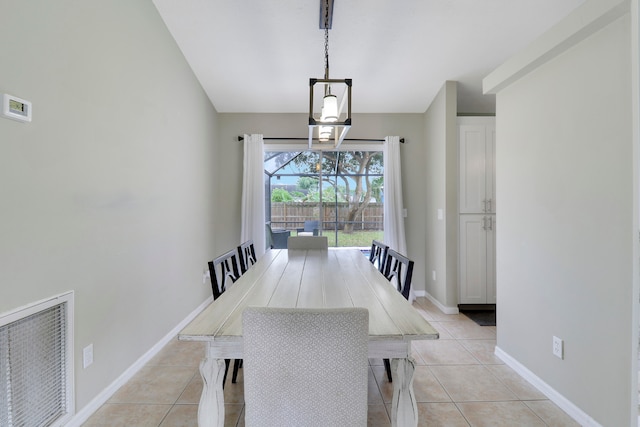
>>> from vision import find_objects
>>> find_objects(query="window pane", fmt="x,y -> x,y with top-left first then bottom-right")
266,149 -> 383,248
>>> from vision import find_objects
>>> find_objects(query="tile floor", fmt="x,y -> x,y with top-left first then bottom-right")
82,297 -> 580,426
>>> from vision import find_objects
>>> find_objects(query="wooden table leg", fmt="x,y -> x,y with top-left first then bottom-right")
390,357 -> 418,427
198,357 -> 226,427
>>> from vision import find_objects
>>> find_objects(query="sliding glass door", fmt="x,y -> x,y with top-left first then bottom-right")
264,149 -> 383,247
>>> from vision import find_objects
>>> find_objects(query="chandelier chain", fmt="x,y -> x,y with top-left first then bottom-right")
324,0 -> 329,80
324,0 -> 331,98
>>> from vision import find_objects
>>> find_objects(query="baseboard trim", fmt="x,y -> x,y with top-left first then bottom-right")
422,291 -> 459,314
67,296 -> 213,427
494,346 -> 602,427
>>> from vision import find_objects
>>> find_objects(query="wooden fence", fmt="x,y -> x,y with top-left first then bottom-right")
270,202 -> 383,231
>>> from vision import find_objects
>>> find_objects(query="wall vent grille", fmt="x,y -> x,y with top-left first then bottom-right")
0,292 -> 74,427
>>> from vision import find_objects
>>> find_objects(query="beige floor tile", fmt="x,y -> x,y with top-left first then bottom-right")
82,403 -> 171,427
486,365 -> 547,400
84,301 -> 587,427
109,365 -> 197,404
413,366 -> 452,403
429,365 -> 518,402
458,340 -> 502,365
368,367 -> 385,405
149,338 -> 206,367
417,402 -> 470,427
426,321 -> 456,339
436,319 -> 496,340
413,339 -> 480,365
367,404 -> 391,426
159,404 -> 198,427
177,374 -> 203,404
457,401 -> 546,427
222,379 -> 245,404
524,400 -> 581,426
371,365 -> 394,403
371,364 -> 451,404
224,404 -> 245,427
410,345 -> 426,365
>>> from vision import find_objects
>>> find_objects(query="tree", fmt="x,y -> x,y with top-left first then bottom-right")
296,176 -> 318,192
291,151 -> 383,233
271,188 -> 293,202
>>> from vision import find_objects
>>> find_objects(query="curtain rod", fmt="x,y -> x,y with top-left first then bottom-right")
237,136 -> 404,143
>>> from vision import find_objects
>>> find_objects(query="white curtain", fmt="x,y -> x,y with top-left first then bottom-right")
383,136 -> 414,301
383,136 -> 407,254
241,134 -> 266,257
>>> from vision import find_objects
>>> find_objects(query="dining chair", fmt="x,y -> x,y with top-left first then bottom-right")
287,235 -> 328,250
369,240 -> 389,273
208,250 -> 242,386
382,248 -> 414,382
242,307 -> 369,427
237,239 -> 257,274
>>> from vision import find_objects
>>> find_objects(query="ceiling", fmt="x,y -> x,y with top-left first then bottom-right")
152,0 -> 585,115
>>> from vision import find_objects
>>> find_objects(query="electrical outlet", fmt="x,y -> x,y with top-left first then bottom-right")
83,344 -> 94,368
552,336 -> 564,359
202,269 -> 210,285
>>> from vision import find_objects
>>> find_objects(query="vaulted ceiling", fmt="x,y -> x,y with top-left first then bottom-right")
152,0 -> 585,114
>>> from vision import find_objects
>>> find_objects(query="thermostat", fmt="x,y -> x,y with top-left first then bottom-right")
2,94 -> 32,122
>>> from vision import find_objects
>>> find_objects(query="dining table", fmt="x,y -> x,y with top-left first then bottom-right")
179,247 -> 439,427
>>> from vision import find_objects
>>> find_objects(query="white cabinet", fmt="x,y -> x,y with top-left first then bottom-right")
459,120 -> 495,214
459,215 -> 496,304
458,117 -> 496,305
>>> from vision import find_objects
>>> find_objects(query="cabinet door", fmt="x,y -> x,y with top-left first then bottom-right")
459,215 -> 488,304
459,125 -> 489,213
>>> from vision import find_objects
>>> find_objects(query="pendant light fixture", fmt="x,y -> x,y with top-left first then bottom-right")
308,0 -> 351,149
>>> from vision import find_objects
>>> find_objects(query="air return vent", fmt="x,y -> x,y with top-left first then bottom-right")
0,291 -> 74,427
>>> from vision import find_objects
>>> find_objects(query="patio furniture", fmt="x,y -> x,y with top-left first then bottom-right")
296,220 -> 320,236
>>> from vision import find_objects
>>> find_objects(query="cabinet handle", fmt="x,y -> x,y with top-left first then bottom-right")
482,199 -> 487,212
487,199 -> 492,212
488,216 -> 493,231
482,216 -> 487,230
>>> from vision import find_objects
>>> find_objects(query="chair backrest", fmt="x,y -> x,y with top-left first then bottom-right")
208,250 -> 241,300
287,236 -> 329,250
369,240 -> 389,273
237,240 -> 257,274
304,220 -> 319,234
243,307 -> 369,427
383,249 -> 414,300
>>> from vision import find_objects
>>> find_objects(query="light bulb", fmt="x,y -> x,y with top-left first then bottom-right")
319,126 -> 331,142
322,94 -> 338,122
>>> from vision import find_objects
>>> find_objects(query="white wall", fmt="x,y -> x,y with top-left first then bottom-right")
423,81 -> 459,309
486,0 -> 638,424
0,0 -> 219,412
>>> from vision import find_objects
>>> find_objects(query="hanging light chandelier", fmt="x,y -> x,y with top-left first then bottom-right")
308,0 -> 351,149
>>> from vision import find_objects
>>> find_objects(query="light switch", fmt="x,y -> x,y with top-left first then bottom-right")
437,209 -> 444,220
